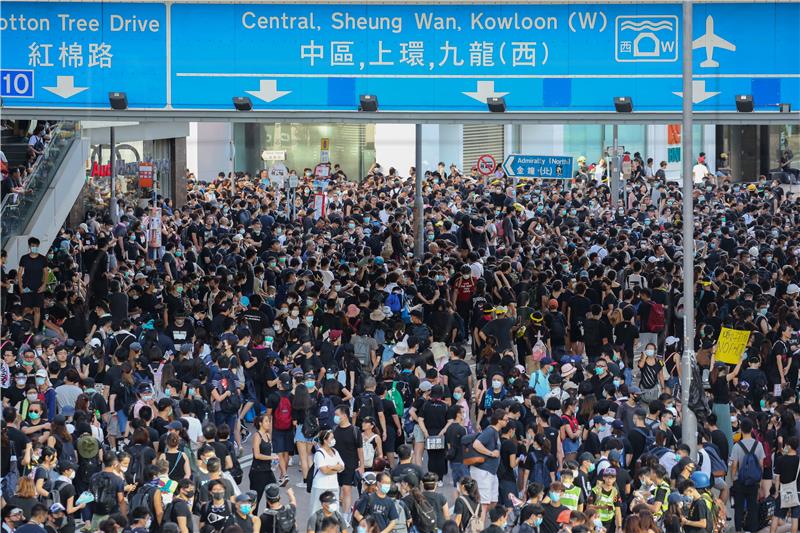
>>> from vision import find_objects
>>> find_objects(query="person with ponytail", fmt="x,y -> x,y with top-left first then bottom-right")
453,477 -> 481,532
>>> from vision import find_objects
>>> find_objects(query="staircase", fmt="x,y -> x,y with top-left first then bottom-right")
2,122 -> 89,267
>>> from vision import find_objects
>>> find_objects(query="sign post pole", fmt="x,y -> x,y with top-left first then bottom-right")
109,126 -> 118,224
610,125 -> 619,209
414,124 -> 424,259
681,0 -> 698,460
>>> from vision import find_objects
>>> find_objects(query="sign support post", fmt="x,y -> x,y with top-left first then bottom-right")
109,126 -> 118,224
610,125 -> 619,209
414,123 -> 424,259
681,0 -> 698,460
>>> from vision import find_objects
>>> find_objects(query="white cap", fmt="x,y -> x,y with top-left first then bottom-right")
787,284 -> 800,295
748,246 -> 759,257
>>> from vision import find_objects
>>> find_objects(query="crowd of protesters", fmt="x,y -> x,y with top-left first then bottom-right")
1,151 -> 799,533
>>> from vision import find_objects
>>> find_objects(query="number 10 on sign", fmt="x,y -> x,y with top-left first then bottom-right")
1,70 -> 34,98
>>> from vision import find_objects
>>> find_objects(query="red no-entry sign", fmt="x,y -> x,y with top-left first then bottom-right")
477,154 -> 496,176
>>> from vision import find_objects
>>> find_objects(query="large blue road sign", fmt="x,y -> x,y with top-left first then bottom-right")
0,2 -> 167,108
503,155 -> 574,179
1,2 -> 798,112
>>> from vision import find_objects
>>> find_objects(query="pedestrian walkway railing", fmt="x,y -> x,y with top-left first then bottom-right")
1,122 -> 81,249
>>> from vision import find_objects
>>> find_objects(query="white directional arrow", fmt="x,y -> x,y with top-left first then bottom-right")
672,80 -> 720,104
463,80 -> 508,103
42,76 -> 88,99
245,80 -> 291,103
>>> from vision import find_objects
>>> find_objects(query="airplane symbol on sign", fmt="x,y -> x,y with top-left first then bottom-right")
693,15 -> 736,68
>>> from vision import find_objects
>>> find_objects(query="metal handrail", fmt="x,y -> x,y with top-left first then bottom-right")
1,121 -> 81,249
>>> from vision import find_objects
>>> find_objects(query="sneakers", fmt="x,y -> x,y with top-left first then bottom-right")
279,475 -> 289,487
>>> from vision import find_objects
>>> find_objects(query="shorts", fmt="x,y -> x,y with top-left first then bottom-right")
775,506 -> 800,520
470,466 -> 499,505
338,469 -> 358,487
413,424 -> 425,444
272,429 -> 293,453
295,425 -> 314,442
21,291 -> 43,309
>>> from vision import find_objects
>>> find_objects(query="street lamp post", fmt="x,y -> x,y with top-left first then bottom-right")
680,0 -> 698,459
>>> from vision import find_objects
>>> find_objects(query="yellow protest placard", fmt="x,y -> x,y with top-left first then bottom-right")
716,327 -> 750,364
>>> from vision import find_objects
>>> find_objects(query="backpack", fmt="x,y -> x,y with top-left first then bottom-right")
363,434 -> 377,469
355,393 -> 377,421
646,302 -> 666,333
50,480 -> 67,507
753,428 -> 773,473
219,375 -> 241,414
527,449 -> 551,488
263,505 -> 297,533
75,437 -> 101,488
92,472 -> 119,514
702,444 -> 728,478
318,396 -> 335,430
305,450 -> 323,494
735,441 -> 763,486
352,335 -> 373,368
635,427 -> 656,451
225,440 -> 244,484
274,395 -> 293,431
387,382 -> 405,417
458,496 -> 483,533
302,407 -> 321,438
55,435 -> 77,464
701,492 -> 725,533
414,498 -> 437,533
548,312 -> 566,341
130,483 -> 157,517
462,433 -> 484,466
386,292 -> 403,315
126,444 -> 148,485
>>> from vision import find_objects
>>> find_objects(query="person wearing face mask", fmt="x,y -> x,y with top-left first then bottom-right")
164,479 -> 195,533
590,469 -> 622,533
231,493 -> 260,533
477,375 -> 507,428
20,399 -> 50,444
307,491 -> 348,533
17,237 -> 48,331
518,504 -> 544,533
44,503 -> 69,533
2,507 -> 26,533
540,482 -> 568,533
636,344 -> 664,404
310,430 -> 345,515
198,479 -> 234,533
356,472 -> 398,533
49,461 -> 84,533
126,506 -> 153,533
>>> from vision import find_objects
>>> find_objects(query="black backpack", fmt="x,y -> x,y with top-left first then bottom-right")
129,483 -> 157,518
91,472 -> 119,514
414,498 -> 437,533
356,393 -> 377,421
263,505 -> 297,533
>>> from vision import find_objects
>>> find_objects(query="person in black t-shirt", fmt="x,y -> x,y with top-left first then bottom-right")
17,237 -> 48,329
166,479 -> 195,533
498,423 -> 520,507
332,405 -> 363,515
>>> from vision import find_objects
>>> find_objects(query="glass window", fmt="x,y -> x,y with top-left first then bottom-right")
563,125 -> 603,163
602,125 -> 646,156
233,123 -> 372,179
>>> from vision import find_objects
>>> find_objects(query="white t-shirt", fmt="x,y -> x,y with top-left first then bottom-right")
313,448 -> 344,489
692,163 -> 709,183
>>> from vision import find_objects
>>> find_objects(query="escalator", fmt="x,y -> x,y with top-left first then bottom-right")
2,122 -> 90,266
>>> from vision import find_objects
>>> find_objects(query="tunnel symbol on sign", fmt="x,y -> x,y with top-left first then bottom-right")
615,15 -> 678,62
